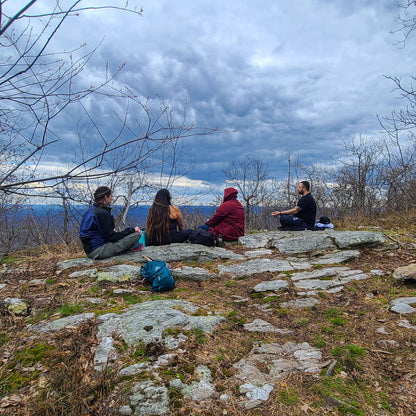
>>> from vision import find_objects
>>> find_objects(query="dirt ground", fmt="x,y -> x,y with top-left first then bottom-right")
0,236 -> 416,415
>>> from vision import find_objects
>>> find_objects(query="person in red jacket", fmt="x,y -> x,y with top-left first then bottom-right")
201,188 -> 245,241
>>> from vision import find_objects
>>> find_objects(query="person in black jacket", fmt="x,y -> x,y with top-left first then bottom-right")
79,186 -> 143,259
271,181 -> 317,230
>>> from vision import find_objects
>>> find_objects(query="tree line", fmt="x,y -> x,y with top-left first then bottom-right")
0,1 -> 415,254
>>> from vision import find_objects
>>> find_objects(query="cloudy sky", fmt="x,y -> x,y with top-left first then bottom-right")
5,0 -> 416,200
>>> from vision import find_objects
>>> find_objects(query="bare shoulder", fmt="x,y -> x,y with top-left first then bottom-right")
170,205 -> 181,218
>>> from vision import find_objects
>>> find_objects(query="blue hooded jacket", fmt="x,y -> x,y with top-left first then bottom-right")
79,204 -> 134,254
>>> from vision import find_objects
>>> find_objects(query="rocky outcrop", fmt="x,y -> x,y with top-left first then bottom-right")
22,230 -> 406,415
239,230 -> 385,254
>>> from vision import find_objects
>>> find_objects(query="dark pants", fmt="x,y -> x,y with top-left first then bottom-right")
147,228 -> 193,246
279,215 -> 311,230
170,228 -> 193,243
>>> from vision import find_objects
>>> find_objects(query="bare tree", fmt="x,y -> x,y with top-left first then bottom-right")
330,135 -> 384,217
224,156 -> 271,229
0,2 -> 218,197
393,0 -> 416,45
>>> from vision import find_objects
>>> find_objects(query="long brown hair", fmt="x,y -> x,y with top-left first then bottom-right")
94,186 -> 112,207
146,189 -> 171,244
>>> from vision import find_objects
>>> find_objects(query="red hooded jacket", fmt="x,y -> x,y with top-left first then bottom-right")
206,188 -> 245,240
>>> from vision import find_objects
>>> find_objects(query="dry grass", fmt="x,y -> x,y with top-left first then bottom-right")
0,230 -> 416,415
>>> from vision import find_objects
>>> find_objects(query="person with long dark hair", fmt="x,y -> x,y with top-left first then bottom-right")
79,186 -> 143,259
146,189 -> 192,245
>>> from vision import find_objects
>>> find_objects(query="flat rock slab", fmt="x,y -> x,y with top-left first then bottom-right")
57,257 -> 95,270
97,300 -> 225,346
96,264 -> 142,282
390,297 -> 416,314
245,249 -> 273,258
31,313 -> 95,332
118,243 -> 245,263
243,319 -> 293,334
68,268 -> 98,278
294,270 -> 367,292
252,280 -> 289,293
310,250 -> 360,265
239,231 -> 385,253
94,300 -> 226,372
172,266 -> 216,281
291,267 -> 351,282
280,297 -> 320,309
270,233 -> 336,255
218,258 -> 293,276
239,232 -> 282,248
392,263 -> 416,282
330,231 -> 386,249
234,341 -> 327,408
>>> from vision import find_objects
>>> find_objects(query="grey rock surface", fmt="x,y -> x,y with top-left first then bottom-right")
3,297 -> 30,316
390,297 -> 416,314
234,341 -> 326,407
239,230 -> 385,253
291,267 -> 350,282
398,319 -> 416,329
97,300 -> 225,347
252,280 -> 289,293
331,231 -> 385,249
243,319 -> 293,334
118,243 -> 245,263
238,232 -> 282,248
244,249 -> 273,258
96,264 -> 142,282
94,300 -> 225,372
69,268 -> 98,278
218,258 -> 293,276
31,313 -> 95,332
310,250 -> 360,265
270,233 -> 336,255
171,266 -> 215,281
280,297 -> 320,309
392,263 -> 416,282
170,365 -> 215,402
294,271 -> 367,292
57,257 -> 95,270
128,381 -> 170,415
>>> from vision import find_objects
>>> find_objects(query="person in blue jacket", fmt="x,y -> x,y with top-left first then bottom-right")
79,186 -> 143,259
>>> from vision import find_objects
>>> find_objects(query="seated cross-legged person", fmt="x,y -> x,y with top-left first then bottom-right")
145,189 -> 192,246
271,181 -> 316,231
79,186 -> 143,259
199,187 -> 245,242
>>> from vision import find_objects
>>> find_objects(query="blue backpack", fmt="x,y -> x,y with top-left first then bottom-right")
141,260 -> 175,292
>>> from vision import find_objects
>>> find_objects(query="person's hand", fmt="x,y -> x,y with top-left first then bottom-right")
134,227 -> 142,235
271,211 -> 280,216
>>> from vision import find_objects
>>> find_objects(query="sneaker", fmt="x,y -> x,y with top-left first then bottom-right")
131,243 -> 144,252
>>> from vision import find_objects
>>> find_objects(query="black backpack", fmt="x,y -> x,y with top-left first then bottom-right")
189,228 -> 216,247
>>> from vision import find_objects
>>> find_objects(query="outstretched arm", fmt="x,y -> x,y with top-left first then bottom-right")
271,206 -> 301,216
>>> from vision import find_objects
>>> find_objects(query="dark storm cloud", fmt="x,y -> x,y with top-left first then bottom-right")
10,0 -> 416,194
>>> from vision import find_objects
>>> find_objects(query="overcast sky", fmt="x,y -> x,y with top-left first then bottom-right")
6,0 -> 416,201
